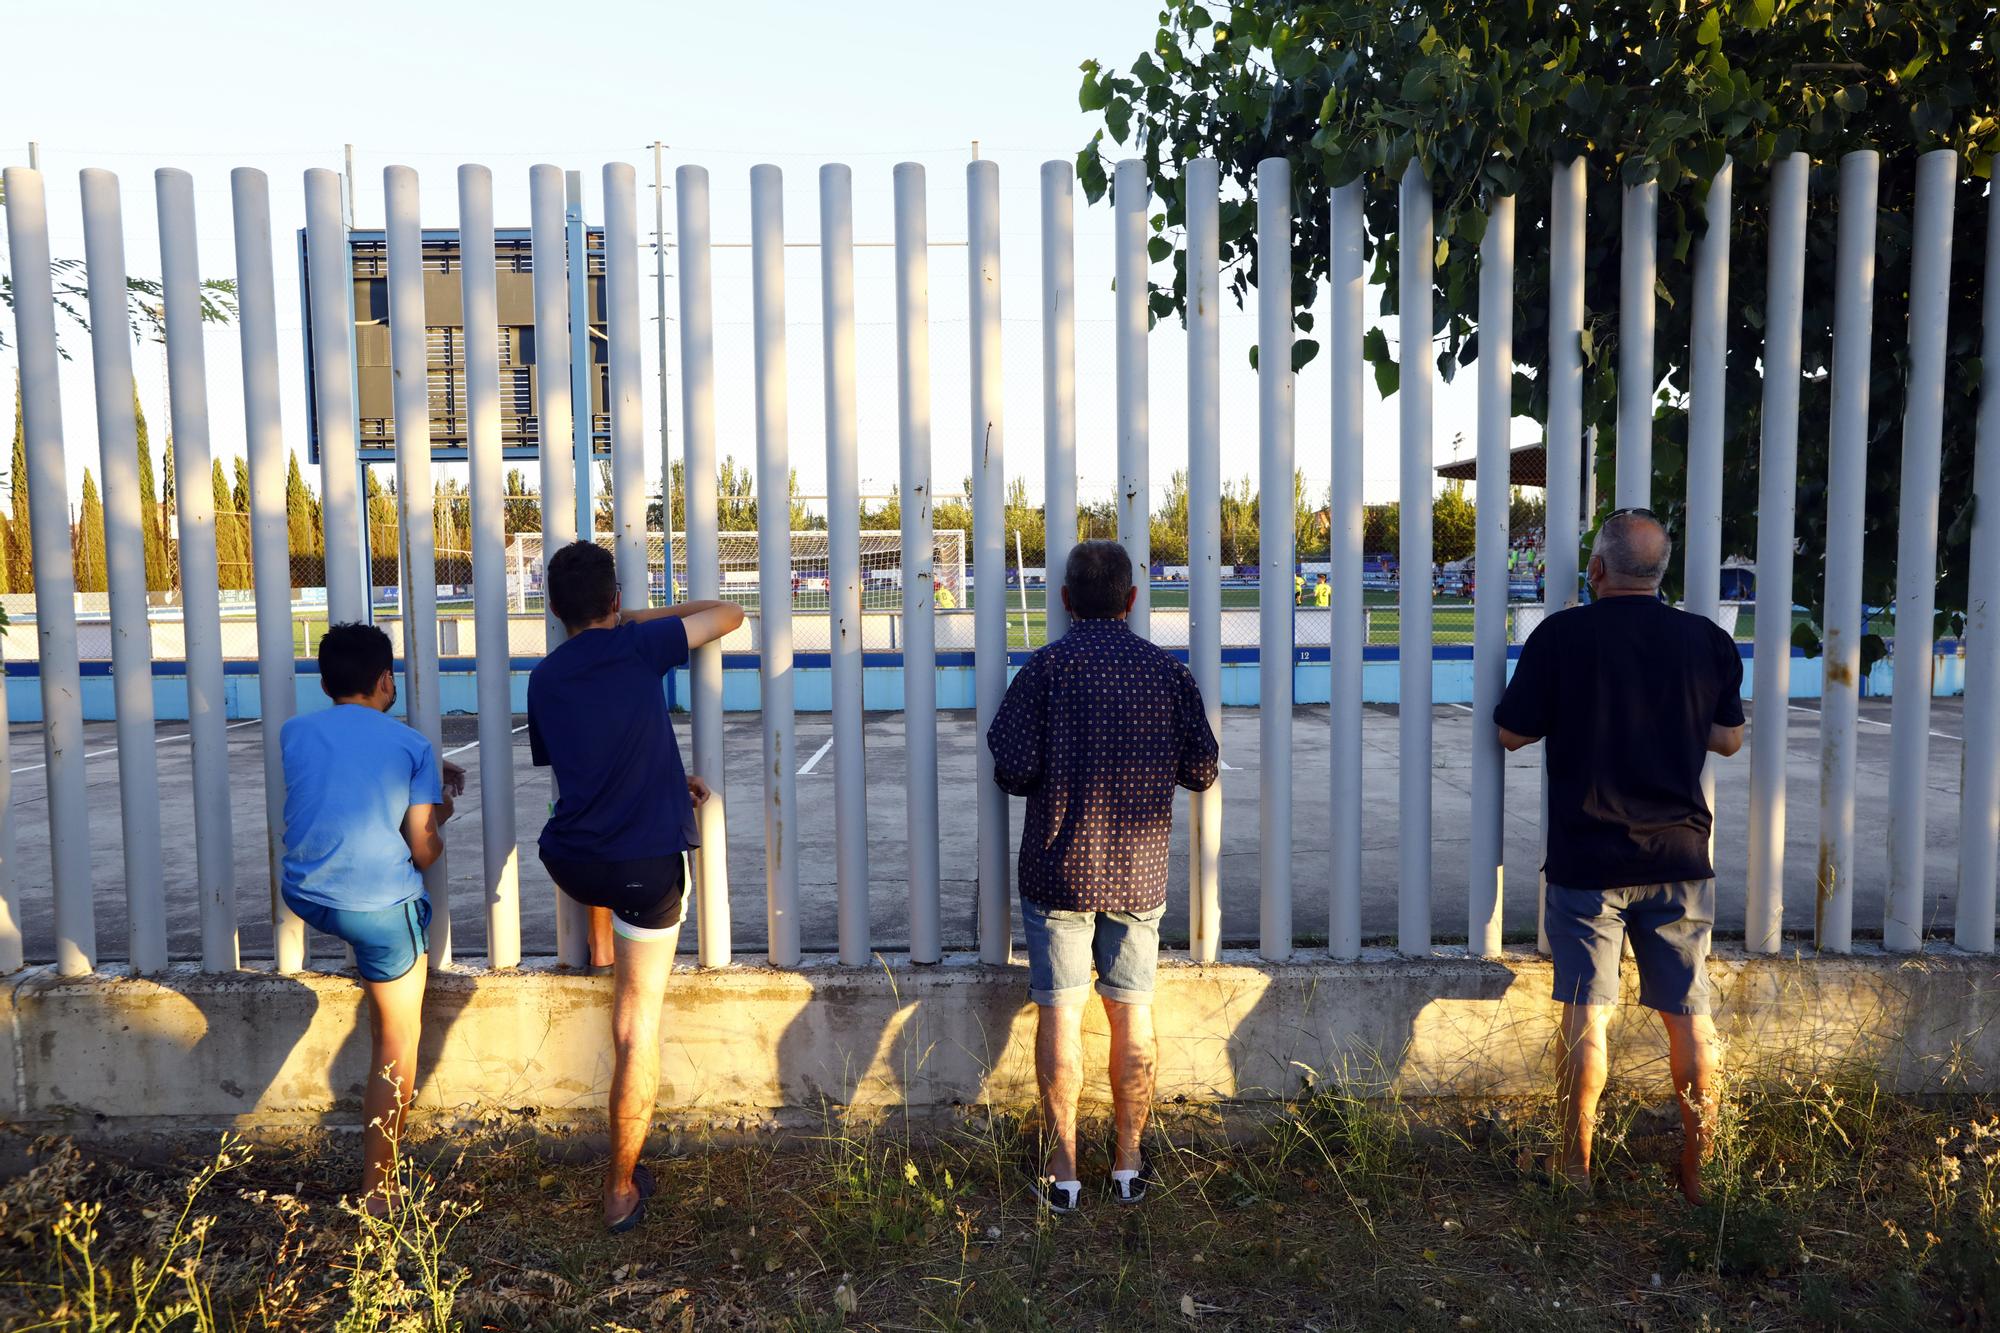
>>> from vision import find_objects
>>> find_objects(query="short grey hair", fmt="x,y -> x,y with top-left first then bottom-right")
1063,539 -> 1134,619
1592,511 -> 1672,586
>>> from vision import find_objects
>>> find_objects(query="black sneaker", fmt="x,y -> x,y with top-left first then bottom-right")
1110,1155 -> 1156,1206
1024,1158 -> 1082,1215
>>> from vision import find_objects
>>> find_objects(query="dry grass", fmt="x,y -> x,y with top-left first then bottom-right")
3,1068 -> 1998,1330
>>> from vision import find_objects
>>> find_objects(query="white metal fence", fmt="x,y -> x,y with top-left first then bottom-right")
2,150 -> 1997,980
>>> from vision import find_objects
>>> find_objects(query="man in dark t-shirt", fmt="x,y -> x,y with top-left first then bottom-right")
529,541 -> 744,1233
1494,510 -> 1744,1203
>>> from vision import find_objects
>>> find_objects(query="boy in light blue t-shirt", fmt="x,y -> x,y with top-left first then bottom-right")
281,623 -> 461,1211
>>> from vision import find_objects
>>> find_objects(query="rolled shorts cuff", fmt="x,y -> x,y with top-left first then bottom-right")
1094,979 -> 1155,1005
1030,982 -> 1092,1008
611,913 -> 684,944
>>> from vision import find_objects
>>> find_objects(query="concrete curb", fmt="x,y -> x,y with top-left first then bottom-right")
5,947 -> 1997,1136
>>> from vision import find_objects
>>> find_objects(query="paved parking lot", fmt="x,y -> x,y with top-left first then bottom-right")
2,696 -> 1971,964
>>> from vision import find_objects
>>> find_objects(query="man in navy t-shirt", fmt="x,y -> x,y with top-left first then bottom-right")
528,540 -> 743,1233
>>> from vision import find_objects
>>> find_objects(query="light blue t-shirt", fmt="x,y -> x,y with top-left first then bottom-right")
280,704 -> 443,912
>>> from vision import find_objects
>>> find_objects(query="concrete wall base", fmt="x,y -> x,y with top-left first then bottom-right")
6,948 -> 1997,1137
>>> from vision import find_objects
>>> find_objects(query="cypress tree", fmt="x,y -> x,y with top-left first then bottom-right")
232,456 -> 257,591
9,383 -> 32,592
211,458 -> 246,590
76,470 -> 107,595
133,387 -> 168,590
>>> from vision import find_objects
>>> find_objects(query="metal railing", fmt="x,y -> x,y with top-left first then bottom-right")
2,150 -> 1996,979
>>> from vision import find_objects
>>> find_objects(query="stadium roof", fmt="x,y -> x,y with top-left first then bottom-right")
1434,443 -> 1547,488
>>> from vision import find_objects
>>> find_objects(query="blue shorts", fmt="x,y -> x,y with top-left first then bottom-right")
1020,898 -> 1165,1007
284,893 -> 431,983
1546,880 -> 1713,1015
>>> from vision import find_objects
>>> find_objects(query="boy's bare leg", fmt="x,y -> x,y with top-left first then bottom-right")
1035,1000 -> 1086,1183
1554,1002 -> 1613,1187
605,925 -> 677,1226
358,961 -> 427,1213
1101,998 -> 1156,1174
589,905 -> 616,968
1660,1011 -> 1719,1204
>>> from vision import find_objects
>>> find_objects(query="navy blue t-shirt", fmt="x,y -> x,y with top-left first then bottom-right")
528,617 -> 696,863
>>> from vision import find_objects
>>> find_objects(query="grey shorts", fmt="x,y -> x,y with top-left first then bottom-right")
1021,898 -> 1165,1007
1546,880 -> 1714,1015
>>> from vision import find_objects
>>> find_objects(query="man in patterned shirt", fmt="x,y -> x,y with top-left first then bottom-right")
988,540 -> 1219,1213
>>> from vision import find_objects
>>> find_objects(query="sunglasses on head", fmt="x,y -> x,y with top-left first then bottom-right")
1605,506 -> 1658,521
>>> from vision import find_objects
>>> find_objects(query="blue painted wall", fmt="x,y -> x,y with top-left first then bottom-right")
3,641 -> 1963,722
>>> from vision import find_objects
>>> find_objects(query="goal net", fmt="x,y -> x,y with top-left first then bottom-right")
503,530 -> 968,612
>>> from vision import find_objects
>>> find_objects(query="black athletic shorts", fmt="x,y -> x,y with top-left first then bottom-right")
539,851 -> 688,939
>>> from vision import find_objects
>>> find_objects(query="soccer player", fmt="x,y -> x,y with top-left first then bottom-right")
528,540 -> 744,1232
280,623 -> 462,1213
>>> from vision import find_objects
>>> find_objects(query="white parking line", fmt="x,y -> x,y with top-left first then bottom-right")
11,717 -> 260,775
443,723 -> 529,759
1219,758 -> 1237,771
1788,703 -> 1960,743
797,736 -> 835,775
1447,702 -> 1476,713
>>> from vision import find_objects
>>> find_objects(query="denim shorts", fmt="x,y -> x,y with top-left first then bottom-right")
1546,880 -> 1713,1015
1020,898 -> 1165,1007
283,893 -> 430,983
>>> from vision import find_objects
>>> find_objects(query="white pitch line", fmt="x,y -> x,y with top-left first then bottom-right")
11,717 -> 259,775
443,722 -> 529,759
1218,757 -> 1237,771
1447,702 -> 1476,713
1788,703 -> 1960,743
797,735 -> 835,776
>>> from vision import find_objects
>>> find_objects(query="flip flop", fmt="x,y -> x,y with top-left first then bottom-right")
607,1162 -> 656,1235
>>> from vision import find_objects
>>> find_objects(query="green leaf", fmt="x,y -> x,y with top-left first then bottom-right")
1148,236 -> 1173,263
1106,97 -> 1133,144
1292,338 -> 1320,372
1079,61 -> 1110,113
1744,0 -> 1775,30
1434,237 -> 1450,268
1318,86 -> 1342,125
1696,7 -> 1721,47
1372,356 -> 1401,398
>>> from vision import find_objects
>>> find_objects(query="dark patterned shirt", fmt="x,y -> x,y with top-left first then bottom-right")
986,618 -> 1219,912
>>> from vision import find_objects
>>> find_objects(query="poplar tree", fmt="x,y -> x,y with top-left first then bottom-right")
75,470 -> 107,595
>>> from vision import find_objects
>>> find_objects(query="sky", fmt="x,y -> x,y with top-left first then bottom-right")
0,0 -> 1522,517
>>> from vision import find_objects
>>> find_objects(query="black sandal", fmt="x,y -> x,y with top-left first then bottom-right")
607,1162 -> 656,1234
1023,1156 -> 1082,1216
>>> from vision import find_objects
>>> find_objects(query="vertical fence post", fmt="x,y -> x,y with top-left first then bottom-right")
2,167 -> 91,975
820,163 -> 871,965
1541,159 -> 1587,956
0,689 -> 15,973
304,170 -> 364,627
1959,185 -> 2000,954
80,168 -> 168,974
1257,155 -> 1294,961
1185,158 -> 1223,962
894,162 -> 941,963
157,168 -> 238,973
530,163 -> 586,965
1685,160 -> 1732,872
1328,179 -> 1365,962
1114,159 -> 1151,639
605,164 -> 647,607
1886,149 -> 1958,952
1398,160 -> 1434,957
675,166 -> 731,967
229,167 -> 303,972
384,165 -> 450,967
1816,151 -> 1880,954
750,164 -> 800,967
1041,161 -> 1078,644
1746,151 -> 1810,955
568,176 -> 596,547
1617,180 -> 1657,508
460,164 -> 522,969
969,159 -> 1012,966
1469,190 -> 1514,959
